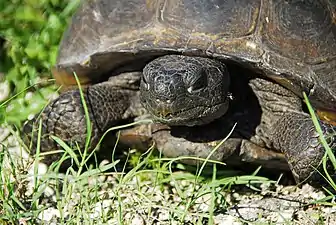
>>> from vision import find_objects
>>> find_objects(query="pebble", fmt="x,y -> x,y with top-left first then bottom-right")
0,80 -> 10,102
158,209 -> 170,221
214,215 -> 243,225
38,208 -> 61,222
131,214 -> 145,225
0,126 -> 10,142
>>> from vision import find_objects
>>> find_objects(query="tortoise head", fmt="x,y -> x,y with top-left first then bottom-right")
140,55 -> 230,126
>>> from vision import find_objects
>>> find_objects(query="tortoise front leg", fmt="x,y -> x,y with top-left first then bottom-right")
249,78 -> 336,183
132,123 -> 289,171
22,72 -> 144,164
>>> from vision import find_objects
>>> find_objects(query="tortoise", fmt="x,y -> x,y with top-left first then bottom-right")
23,0 -> 336,183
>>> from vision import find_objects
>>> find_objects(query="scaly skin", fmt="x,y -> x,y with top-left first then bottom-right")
249,78 -> 336,183
22,72 -> 144,164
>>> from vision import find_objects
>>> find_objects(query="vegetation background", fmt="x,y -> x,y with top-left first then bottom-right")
0,0 -> 80,125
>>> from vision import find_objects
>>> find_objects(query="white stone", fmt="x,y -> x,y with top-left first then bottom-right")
38,208 -> 61,222
214,214 -> 243,225
0,80 -> 10,102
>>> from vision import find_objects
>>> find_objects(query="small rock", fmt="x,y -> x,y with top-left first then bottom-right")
38,207 -> 61,222
0,80 -> 10,102
131,214 -> 145,225
270,210 -> 294,223
158,209 -> 170,221
0,126 -> 10,143
214,214 -> 243,225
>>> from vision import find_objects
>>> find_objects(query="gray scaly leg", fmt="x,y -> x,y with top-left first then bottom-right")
22,72 -> 143,164
249,78 -> 336,182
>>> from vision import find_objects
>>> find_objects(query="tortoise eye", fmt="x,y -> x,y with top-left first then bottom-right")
187,74 -> 207,93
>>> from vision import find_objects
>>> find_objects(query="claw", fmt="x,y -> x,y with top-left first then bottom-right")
317,109 -> 336,126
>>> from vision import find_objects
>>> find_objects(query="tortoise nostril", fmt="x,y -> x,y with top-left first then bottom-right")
141,76 -> 150,90
158,112 -> 172,118
156,108 -> 173,118
187,85 -> 203,93
187,75 -> 207,93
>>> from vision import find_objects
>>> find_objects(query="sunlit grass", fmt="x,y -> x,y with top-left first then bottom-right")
303,92 -> 336,193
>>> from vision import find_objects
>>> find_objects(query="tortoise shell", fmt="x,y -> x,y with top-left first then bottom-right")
52,0 -> 336,120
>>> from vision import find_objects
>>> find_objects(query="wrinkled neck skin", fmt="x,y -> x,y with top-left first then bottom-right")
139,54 -> 231,127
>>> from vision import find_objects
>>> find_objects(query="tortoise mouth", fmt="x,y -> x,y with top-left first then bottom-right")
143,100 -> 229,126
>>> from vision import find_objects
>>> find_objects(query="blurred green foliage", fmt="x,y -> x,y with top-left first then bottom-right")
0,0 -> 80,124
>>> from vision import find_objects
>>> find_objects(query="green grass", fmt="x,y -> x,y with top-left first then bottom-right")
0,0 -> 80,125
1,1 -> 336,224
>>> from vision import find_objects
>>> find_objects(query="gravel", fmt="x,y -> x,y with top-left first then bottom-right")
1,125 -> 335,225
